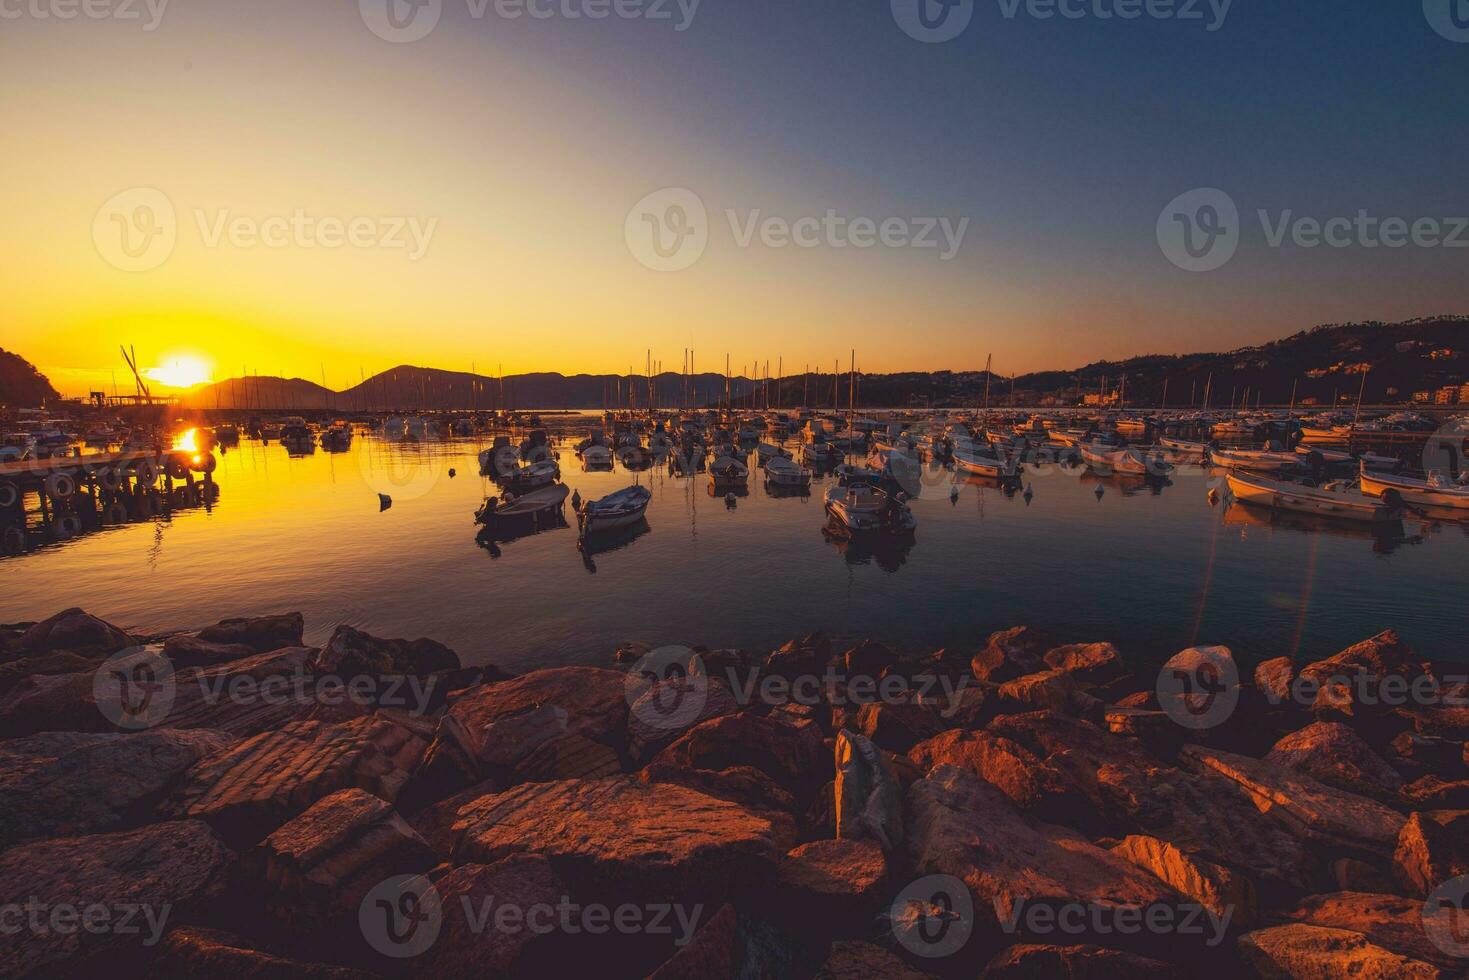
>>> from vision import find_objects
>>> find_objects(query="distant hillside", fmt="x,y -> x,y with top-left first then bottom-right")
0,349 -> 61,408
178,316 -> 1469,411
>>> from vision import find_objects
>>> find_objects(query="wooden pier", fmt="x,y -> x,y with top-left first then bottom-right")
0,448 -> 218,554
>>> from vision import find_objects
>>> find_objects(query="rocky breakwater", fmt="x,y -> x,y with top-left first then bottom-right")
1,612 -> 1468,977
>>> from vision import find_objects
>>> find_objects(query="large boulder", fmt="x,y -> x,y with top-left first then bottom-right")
980,943 -> 1183,978
1296,630 -> 1427,726
0,820 -> 235,979
149,927 -> 374,979
447,667 -> 628,752
834,729 -> 903,851
765,633 -> 833,682
1182,745 -> 1406,863
248,789 -> 437,936
162,646 -> 319,736
0,728 -> 233,849
855,700 -> 944,754
649,712 -> 828,808
160,635 -> 258,669
995,670 -> 1088,717
972,627 -> 1052,683
991,713 -> 1320,897
906,766 -> 1191,955
772,838 -> 887,935
1042,642 -> 1124,686
1254,657 -> 1296,706
627,676 -> 739,762
417,856 -> 569,976
1280,891 -> 1464,969
1265,721 -> 1405,803
309,624 -> 461,678
194,612 -> 305,652
1393,811 -> 1469,898
908,729 -> 1076,820
1237,924 -> 1446,978
452,776 -> 793,905
170,712 -> 432,847
1109,834 -> 1256,929
11,607 -> 132,655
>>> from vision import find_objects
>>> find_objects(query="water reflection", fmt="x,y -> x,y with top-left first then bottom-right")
1222,499 -> 1420,554
821,519 -> 916,572
578,519 -> 650,574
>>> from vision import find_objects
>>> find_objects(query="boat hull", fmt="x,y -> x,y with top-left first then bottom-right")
1227,472 -> 1398,523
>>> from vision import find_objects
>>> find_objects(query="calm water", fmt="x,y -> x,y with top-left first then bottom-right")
4,427 -> 1467,673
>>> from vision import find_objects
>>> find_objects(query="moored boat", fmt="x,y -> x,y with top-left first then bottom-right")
709,455 -> 749,486
824,484 -> 916,534
764,455 -> 813,488
579,484 -> 653,534
953,447 -> 1020,479
1227,471 -> 1401,524
475,483 -> 569,525
1359,464 -> 1469,513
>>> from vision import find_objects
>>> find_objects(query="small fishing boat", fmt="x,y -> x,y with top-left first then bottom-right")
320,423 -> 353,451
801,441 -> 841,466
1299,445 -> 1403,473
502,458 -> 560,492
709,455 -> 749,486
1079,443 -> 1169,477
764,455 -> 813,488
953,447 -> 1020,479
1359,465 -> 1469,513
475,483 -> 569,525
479,437 -> 519,477
580,484 -> 653,534
1159,436 -> 1211,460
1227,471 -> 1401,524
582,444 -> 613,469
1208,447 -> 1300,474
824,484 -> 916,534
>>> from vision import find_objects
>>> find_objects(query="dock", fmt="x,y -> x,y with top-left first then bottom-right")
0,448 -> 218,555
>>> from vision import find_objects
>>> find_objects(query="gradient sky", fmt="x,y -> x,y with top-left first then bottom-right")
2,0 -> 1466,395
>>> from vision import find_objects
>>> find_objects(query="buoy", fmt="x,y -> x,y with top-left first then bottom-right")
378,493 -> 393,512
1094,483 -> 1105,500
571,490 -> 582,511
45,472 -> 76,500
949,484 -> 960,500
1025,482 -> 1034,497
725,492 -> 736,506
0,482 -> 17,509
448,468 -> 456,478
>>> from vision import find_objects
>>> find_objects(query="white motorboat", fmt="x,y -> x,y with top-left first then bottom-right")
580,484 -> 653,534
824,484 -> 916,534
764,455 -> 813,488
709,455 -> 749,486
1208,447 -> 1300,474
1159,436 -> 1211,461
1227,471 -> 1401,524
582,445 -> 613,468
801,442 -> 840,466
1359,464 -> 1469,513
953,447 -> 1020,479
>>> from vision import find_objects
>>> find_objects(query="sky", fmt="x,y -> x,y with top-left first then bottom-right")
1,0 -> 1467,396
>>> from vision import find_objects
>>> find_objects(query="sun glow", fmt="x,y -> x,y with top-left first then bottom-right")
143,356 -> 213,390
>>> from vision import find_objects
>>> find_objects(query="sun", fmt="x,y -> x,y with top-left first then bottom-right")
143,355 -> 213,390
